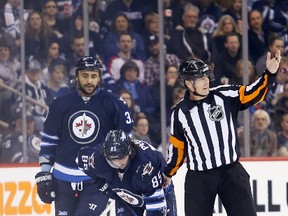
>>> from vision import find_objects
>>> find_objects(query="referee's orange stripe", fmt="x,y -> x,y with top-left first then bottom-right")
169,136 -> 185,176
239,74 -> 268,104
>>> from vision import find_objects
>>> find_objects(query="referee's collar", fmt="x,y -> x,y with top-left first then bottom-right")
184,91 -> 213,109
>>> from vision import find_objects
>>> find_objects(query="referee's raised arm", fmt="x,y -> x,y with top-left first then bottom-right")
164,52 -> 281,216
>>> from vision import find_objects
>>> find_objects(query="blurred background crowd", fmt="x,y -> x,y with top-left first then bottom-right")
0,0 -> 288,163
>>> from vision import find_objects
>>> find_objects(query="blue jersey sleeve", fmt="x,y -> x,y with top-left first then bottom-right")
106,92 -> 134,132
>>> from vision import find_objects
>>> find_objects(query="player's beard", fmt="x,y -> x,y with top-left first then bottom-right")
79,83 -> 98,96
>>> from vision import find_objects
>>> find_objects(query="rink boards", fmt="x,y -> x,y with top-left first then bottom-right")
0,158 -> 288,216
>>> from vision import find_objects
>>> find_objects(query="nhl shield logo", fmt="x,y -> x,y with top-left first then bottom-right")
207,105 -> 224,121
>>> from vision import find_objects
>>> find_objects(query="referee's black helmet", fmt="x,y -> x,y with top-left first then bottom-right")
103,130 -> 132,160
179,58 -> 211,86
75,56 -> 102,77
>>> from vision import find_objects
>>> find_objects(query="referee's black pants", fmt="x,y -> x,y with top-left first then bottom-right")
184,161 -> 257,216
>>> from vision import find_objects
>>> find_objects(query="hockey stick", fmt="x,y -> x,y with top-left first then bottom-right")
100,199 -> 115,216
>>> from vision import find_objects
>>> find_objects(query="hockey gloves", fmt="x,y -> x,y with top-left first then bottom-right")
35,171 -> 56,204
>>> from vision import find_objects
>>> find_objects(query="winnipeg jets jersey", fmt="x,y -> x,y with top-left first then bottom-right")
80,140 -> 166,211
39,89 -> 133,182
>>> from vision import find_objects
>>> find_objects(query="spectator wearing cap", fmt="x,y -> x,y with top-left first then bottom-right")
0,111 -> 41,163
144,35 -> 180,86
0,39 -> 21,123
107,33 -> 145,83
142,12 -> 172,55
47,58 -> 70,98
13,59 -> 53,122
110,60 -> 155,118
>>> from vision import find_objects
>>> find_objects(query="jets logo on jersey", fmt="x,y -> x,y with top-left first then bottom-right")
141,162 -> 154,176
207,105 -> 224,121
114,188 -> 144,207
69,110 -> 100,144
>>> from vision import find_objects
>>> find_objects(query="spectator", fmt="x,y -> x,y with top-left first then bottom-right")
107,33 -> 145,83
150,64 -> 182,122
144,35 -> 181,86
271,79 -> 288,132
212,14 -> 242,55
47,58 -> 70,98
118,89 -> 143,121
230,59 -> 256,85
142,12 -> 172,54
213,32 -> 243,84
265,56 -> 288,116
111,60 -> 155,118
172,86 -> 186,108
142,12 -> 160,54
0,39 -> 21,123
0,29 -> 18,58
103,12 -> 146,62
63,12 -> 104,60
168,3 -> 212,63
42,0 -> 65,38
273,0 -> 288,55
1,112 -> 40,163
194,0 -> 224,35
278,112 -> 288,156
248,9 -> 272,63
223,0 -> 243,24
64,32 -> 85,80
251,0 -> 285,33
0,39 -> 20,88
72,0 -> 106,38
150,65 -> 182,145
104,0 -> 151,35
67,1 -> 105,56
238,109 -> 277,157
24,10 -> 58,58
256,36 -> 285,76
35,39 -> 63,83
1,0 -> 28,50
13,59 -> 53,131
131,116 -> 155,147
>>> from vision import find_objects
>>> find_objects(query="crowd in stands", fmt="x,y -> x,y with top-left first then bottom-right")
0,0 -> 288,163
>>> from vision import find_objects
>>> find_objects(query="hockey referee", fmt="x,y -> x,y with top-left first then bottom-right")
163,50 -> 282,216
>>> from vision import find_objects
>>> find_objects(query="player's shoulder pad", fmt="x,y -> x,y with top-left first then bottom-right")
133,139 -> 165,167
98,90 -> 128,107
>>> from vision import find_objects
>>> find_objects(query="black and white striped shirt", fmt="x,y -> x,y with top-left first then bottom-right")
164,70 -> 276,176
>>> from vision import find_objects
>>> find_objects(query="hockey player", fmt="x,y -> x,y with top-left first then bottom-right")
35,56 -> 134,215
76,129 -> 177,216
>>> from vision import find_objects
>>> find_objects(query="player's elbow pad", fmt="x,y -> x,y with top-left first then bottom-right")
144,188 -> 167,215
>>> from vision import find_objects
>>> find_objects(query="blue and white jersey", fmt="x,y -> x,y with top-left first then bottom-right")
39,89 -> 133,182
79,140 -> 167,213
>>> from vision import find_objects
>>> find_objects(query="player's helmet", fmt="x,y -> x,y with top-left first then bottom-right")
179,58 -> 211,86
75,56 -> 102,77
103,130 -> 132,160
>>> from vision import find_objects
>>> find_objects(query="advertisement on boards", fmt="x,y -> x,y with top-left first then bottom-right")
0,159 -> 288,216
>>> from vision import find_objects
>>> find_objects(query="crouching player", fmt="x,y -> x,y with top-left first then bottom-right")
76,130 -> 177,215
